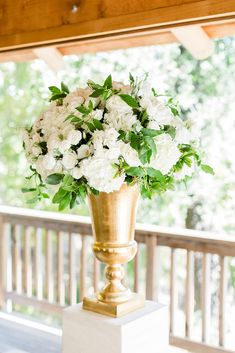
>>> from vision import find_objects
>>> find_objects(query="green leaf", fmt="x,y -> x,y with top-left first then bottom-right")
61,82 -> 69,94
104,75 -> 112,89
86,122 -> 96,132
45,173 -> 64,185
144,136 -> 157,157
52,187 -> 68,204
201,164 -> 215,175
90,89 -> 104,98
163,125 -> 176,139
70,192 -> 77,209
141,128 -> 162,137
129,73 -> 135,85
49,86 -> 61,94
126,167 -> 145,177
93,119 -> 103,130
119,94 -> 139,108
76,105 -> 90,115
146,168 -> 164,181
59,193 -> 72,211
139,146 -> 152,164
21,187 -> 36,193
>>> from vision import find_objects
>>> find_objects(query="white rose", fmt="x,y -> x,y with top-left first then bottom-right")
119,141 -> 141,167
58,139 -> 71,154
77,145 -> 91,159
32,146 -> 41,157
147,120 -> 160,130
104,111 -> 137,132
81,156 -> 125,192
171,117 -> 191,144
150,134 -> 181,174
67,129 -> 82,145
90,109 -> 103,121
64,92 -> 84,110
71,167 -> 83,179
42,154 -> 56,170
106,95 -> 132,114
62,151 -> 78,169
140,96 -> 172,125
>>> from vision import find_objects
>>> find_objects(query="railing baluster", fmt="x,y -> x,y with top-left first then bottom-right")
219,255 -> 227,347
146,235 -> 157,300
57,231 -> 64,305
185,250 -> 194,338
23,226 -> 32,296
12,225 -> 22,294
80,235 -> 87,300
202,253 -> 211,343
0,216 -> 6,308
45,230 -> 53,302
134,244 -> 140,293
35,228 -> 43,299
69,233 -> 76,305
170,248 -> 177,335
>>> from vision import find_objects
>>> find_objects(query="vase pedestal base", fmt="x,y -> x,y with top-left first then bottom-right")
83,293 -> 145,317
62,301 -> 169,353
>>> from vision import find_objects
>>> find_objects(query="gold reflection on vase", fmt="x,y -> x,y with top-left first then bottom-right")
83,183 -> 145,317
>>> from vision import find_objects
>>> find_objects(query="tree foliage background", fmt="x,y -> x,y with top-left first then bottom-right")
0,37 -> 235,343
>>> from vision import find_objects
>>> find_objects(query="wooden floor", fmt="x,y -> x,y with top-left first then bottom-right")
0,312 -> 186,353
0,313 -> 61,353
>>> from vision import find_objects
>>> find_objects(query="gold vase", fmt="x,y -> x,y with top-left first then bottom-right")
83,183 -> 145,317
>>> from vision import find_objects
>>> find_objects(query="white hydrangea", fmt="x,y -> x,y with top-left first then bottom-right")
62,151 -> 78,170
119,141 -> 141,167
106,95 -> 133,114
77,145 -> 91,159
140,96 -> 172,125
150,134 -> 181,174
104,111 -> 137,131
80,156 -> 125,192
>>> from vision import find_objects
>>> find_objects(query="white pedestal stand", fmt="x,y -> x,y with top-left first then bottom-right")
62,301 -> 169,353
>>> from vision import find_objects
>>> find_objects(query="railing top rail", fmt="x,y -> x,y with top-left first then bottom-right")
1,206 -> 235,254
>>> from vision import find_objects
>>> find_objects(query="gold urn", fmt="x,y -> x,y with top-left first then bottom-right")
83,183 -> 145,317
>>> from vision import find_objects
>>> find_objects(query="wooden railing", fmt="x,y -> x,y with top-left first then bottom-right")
0,206 -> 235,353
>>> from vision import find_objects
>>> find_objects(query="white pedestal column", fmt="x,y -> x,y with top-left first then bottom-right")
62,301 -> 169,353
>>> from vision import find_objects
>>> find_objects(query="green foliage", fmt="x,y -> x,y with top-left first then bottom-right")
49,82 -> 69,104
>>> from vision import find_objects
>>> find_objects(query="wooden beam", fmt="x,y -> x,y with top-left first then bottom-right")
0,0 -> 235,51
33,47 -> 65,72
172,26 -> 214,59
0,21 -> 235,64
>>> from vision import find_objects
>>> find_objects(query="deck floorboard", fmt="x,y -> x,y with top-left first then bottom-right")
0,315 -> 61,353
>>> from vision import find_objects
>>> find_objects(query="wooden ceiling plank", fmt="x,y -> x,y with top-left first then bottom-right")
0,0 -> 235,51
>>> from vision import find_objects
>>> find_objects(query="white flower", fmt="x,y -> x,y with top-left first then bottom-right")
119,141 -> 141,167
62,151 -> 78,169
90,109 -> 103,121
58,139 -> 71,154
92,128 -> 119,152
150,134 -> 181,174
31,146 -> 41,157
77,145 -> 91,159
104,111 -> 137,132
42,154 -> 56,170
106,95 -> 132,114
71,167 -> 83,179
81,156 -> 125,192
67,129 -> 82,145
171,117 -> 191,144
147,120 -> 160,130
140,96 -> 172,125
64,92 -> 85,110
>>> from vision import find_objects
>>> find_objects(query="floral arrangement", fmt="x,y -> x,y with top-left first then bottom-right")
23,74 -> 213,210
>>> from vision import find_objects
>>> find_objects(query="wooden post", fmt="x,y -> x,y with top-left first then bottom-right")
219,256 -> 227,347
170,248 -> 177,335
202,253 -> 211,343
185,250 -> 194,338
0,216 -> 6,308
